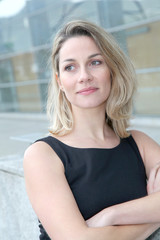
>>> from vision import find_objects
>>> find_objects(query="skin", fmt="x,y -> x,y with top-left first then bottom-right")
86,131 -> 160,227
24,36 -> 160,240
57,36 -> 118,147
58,36 -> 111,110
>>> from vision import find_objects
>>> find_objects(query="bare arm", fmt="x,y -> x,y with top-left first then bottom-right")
87,166 -> 160,227
112,131 -> 160,225
86,190 -> 160,227
112,165 -> 160,226
23,141 -> 160,240
86,131 -> 160,228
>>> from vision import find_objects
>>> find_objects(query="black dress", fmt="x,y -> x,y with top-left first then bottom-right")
35,135 -> 147,240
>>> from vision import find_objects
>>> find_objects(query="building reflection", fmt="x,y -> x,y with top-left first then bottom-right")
0,0 -> 160,115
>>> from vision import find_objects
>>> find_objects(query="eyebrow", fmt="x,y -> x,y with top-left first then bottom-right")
62,53 -> 102,63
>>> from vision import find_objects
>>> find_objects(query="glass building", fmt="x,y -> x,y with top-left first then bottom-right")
0,0 -> 160,116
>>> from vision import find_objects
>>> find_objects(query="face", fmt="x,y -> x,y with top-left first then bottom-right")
58,36 -> 111,110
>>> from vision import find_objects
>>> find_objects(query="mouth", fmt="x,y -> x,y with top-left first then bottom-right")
77,87 -> 98,95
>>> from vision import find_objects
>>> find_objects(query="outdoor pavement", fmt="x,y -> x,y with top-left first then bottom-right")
0,113 -> 160,159
0,113 -> 49,159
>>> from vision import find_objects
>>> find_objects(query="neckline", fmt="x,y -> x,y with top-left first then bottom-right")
48,135 -> 123,150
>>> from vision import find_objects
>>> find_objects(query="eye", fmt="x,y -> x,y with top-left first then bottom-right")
64,65 -> 75,71
91,60 -> 102,66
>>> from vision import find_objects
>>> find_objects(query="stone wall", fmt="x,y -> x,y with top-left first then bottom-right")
0,155 -> 39,240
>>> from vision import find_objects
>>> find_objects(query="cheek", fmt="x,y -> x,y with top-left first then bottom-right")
102,72 -> 111,95
62,80 -> 73,91
60,77 -> 75,97
100,70 -> 111,85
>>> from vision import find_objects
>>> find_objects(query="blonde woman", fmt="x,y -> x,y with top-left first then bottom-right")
24,20 -> 160,240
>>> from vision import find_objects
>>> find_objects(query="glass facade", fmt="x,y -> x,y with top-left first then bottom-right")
0,0 -> 160,115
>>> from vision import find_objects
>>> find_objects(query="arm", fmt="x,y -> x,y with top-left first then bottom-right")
88,190 -> 160,227
112,164 -> 160,226
87,131 -> 160,227
111,131 -> 160,225
23,141 -> 159,240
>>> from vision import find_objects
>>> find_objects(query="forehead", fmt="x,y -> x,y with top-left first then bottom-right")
59,36 -> 101,62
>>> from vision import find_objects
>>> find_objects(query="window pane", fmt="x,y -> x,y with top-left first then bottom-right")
0,0 -> 160,116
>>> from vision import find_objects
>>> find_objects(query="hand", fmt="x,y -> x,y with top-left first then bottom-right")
86,208 -> 114,228
147,162 -> 160,195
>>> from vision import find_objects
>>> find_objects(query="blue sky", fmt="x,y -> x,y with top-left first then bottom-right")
0,0 -> 25,17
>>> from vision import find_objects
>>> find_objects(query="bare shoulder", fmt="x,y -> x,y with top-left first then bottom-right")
23,140 -> 64,177
130,130 -> 160,177
23,141 -> 87,240
24,140 -> 57,159
131,129 -> 150,140
130,129 -> 159,148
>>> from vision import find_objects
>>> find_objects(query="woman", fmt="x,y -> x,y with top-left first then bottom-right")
24,20 -> 160,240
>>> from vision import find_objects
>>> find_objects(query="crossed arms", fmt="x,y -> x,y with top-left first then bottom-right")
23,130 -> 160,240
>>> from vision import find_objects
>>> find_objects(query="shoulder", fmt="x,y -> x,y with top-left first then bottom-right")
130,130 -> 160,177
23,140 -> 89,240
131,129 -> 150,141
130,130 -> 159,149
23,140 -> 64,177
130,129 -> 160,155
24,140 -> 55,162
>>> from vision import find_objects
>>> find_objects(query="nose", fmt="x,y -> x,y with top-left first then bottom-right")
78,66 -> 93,83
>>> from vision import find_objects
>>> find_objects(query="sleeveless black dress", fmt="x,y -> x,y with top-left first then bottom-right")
35,135 -> 147,240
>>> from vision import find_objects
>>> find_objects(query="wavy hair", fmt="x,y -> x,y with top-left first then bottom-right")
47,20 -> 137,138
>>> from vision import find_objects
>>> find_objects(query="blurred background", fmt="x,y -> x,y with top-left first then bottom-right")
0,1 -> 160,239
0,0 -> 160,114
1,0 -> 160,159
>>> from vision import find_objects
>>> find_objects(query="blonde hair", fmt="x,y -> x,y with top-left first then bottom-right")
47,20 -> 137,138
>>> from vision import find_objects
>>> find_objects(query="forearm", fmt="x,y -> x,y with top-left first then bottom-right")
86,223 -> 160,240
109,192 -> 160,225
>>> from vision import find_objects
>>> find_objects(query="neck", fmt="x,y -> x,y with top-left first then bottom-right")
71,104 -> 111,140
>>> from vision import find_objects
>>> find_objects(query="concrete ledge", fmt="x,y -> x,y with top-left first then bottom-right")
0,112 -> 47,121
0,156 -> 39,240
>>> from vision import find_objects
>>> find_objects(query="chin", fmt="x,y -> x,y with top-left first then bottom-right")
74,101 -> 107,109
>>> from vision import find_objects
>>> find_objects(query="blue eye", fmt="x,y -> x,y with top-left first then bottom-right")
65,65 -> 75,71
91,60 -> 102,66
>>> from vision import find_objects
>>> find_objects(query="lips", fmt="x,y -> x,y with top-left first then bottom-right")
77,87 -> 98,94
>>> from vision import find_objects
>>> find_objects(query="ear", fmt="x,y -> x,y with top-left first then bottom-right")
55,73 -> 64,91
